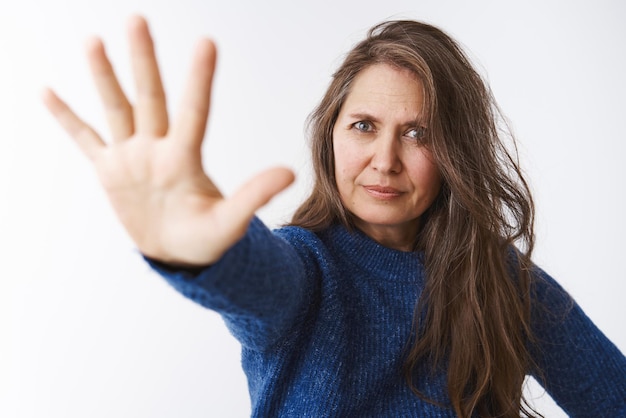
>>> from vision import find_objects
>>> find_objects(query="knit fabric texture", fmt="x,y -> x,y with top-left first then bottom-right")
147,218 -> 626,417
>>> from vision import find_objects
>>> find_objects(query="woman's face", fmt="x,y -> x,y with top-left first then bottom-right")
333,63 -> 442,251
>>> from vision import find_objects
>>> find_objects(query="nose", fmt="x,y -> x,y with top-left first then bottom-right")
370,133 -> 402,174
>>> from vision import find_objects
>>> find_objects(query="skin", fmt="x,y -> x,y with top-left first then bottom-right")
333,64 -> 442,251
42,15 -> 294,267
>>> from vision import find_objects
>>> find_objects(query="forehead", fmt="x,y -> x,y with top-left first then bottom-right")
342,63 -> 425,115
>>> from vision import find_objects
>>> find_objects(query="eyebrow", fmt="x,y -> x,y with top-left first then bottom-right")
346,112 -> 381,123
346,112 -> 425,127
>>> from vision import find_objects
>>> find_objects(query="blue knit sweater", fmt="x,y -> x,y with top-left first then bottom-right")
147,218 -> 626,417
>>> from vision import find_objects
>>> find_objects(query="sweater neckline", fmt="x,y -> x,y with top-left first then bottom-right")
324,224 -> 424,282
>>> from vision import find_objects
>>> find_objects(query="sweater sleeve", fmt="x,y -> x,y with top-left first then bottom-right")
144,217 -> 319,352
529,268 -> 626,416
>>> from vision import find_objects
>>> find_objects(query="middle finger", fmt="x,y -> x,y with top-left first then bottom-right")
128,16 -> 169,137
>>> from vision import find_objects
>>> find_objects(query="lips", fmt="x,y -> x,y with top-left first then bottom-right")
363,185 -> 404,200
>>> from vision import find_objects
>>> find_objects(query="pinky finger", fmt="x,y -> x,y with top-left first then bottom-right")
42,88 -> 106,161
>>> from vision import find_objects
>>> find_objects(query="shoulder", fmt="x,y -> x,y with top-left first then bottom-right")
272,224 -> 333,272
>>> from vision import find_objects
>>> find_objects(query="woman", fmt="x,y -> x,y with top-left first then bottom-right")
43,15 -> 625,418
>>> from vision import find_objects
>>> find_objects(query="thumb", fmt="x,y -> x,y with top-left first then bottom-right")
225,166 -> 295,229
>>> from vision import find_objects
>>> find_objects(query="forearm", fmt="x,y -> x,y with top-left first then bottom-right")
145,217 -> 316,351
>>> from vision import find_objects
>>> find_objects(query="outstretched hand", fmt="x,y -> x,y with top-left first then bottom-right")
42,15 -> 294,267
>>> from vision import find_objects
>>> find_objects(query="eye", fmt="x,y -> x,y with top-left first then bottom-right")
405,126 -> 427,141
352,121 -> 374,133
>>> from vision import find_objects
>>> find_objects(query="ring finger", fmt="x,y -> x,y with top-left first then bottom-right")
86,37 -> 134,142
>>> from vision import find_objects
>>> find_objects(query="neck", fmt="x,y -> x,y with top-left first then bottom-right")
353,220 -> 419,252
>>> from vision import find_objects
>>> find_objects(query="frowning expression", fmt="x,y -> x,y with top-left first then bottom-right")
333,63 -> 442,250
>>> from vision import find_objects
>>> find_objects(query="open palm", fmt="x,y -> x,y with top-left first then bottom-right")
43,16 -> 294,267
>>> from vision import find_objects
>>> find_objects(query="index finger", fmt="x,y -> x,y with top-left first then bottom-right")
170,38 -> 216,150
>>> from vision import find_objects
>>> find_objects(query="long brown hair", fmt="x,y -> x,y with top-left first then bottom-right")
291,20 -> 540,417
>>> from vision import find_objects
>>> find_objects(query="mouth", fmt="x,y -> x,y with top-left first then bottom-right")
363,185 -> 404,200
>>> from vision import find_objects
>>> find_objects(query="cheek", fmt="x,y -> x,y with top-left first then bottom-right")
409,154 -> 442,194
333,141 -> 357,182
335,157 -> 363,187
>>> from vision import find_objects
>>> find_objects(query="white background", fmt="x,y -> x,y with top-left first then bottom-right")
1,0 -> 625,417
